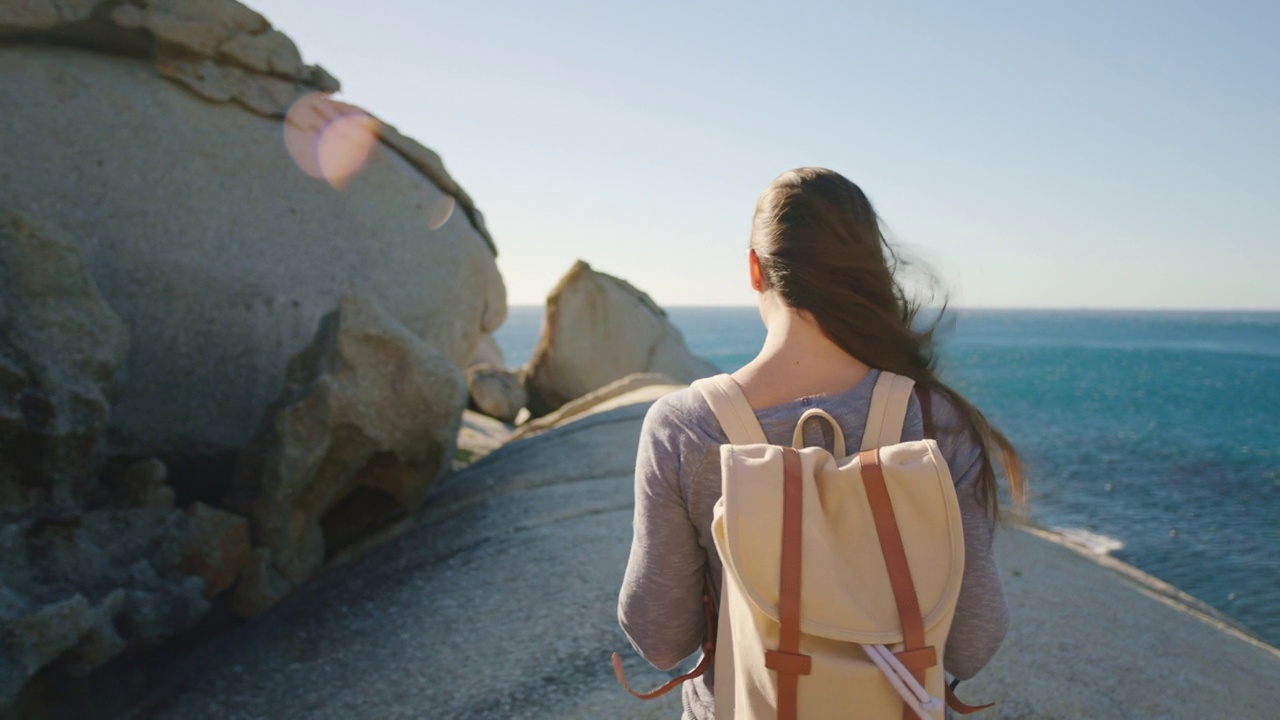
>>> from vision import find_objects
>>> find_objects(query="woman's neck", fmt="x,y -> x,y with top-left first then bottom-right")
730,296 -> 870,409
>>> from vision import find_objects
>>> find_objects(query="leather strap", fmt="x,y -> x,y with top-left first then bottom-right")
946,682 -> 996,714
763,447 -> 811,720
611,576 -> 718,700
859,448 -> 934,720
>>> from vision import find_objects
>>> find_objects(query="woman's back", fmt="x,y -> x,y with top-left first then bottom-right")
618,369 -> 1008,720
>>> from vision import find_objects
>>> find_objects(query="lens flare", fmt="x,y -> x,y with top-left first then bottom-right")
284,93 -> 381,189
425,193 -> 456,230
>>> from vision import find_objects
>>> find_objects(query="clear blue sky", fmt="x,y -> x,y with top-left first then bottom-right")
253,0 -> 1278,309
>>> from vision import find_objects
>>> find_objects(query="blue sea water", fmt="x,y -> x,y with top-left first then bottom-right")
494,307 -> 1280,647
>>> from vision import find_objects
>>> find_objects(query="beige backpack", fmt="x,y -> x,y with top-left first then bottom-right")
613,370 -> 990,719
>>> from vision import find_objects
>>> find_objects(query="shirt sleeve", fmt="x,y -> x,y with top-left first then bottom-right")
932,399 -> 1010,680
617,398 -> 709,671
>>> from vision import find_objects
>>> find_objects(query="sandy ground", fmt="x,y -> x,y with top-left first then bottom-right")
133,391 -> 1280,720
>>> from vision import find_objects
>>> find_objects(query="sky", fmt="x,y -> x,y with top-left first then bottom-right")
251,0 -> 1279,309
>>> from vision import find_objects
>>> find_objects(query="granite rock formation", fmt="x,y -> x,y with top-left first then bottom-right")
524,261 -> 719,416
0,0 -> 505,473
0,0 -> 506,706
225,294 -> 468,610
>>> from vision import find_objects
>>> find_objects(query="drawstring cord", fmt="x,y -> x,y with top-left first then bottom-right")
862,643 -> 945,720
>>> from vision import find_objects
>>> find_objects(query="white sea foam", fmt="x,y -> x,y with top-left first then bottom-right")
1052,527 -> 1125,555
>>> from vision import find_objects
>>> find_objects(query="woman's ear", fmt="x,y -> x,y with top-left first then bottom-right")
748,248 -> 764,293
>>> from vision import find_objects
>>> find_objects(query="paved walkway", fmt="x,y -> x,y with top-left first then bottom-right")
135,391 -> 1280,719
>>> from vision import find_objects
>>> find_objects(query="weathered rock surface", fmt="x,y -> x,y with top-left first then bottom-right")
226,294 -> 467,603
0,211 -> 130,515
1,0 -> 339,115
0,0 -> 504,470
0,499 -> 249,705
0,213 -> 251,703
511,372 -> 680,441
524,261 -> 719,416
455,410 -> 514,467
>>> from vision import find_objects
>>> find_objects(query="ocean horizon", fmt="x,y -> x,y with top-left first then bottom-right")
494,306 -> 1280,648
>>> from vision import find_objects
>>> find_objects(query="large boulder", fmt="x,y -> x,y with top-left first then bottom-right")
0,0 -> 506,473
524,261 -> 719,416
0,211 -> 130,515
226,294 -> 468,602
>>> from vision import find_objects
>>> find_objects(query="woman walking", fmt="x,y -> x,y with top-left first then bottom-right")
617,167 -> 1024,719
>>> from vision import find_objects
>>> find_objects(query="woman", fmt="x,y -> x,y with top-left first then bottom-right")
617,167 -> 1024,719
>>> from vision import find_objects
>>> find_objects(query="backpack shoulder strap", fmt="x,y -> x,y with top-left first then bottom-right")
692,374 -> 768,446
859,371 -> 917,451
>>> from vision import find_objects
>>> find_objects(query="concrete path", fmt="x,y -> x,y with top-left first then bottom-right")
134,392 -> 1280,719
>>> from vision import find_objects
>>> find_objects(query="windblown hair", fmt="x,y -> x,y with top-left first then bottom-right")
750,167 -> 1025,519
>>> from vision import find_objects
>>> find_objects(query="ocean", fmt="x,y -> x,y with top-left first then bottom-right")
493,307 -> 1280,648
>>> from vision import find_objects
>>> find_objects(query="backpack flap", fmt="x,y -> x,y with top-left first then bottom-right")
712,440 -> 965,645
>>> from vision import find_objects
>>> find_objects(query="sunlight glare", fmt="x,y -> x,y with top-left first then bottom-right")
425,193 -> 456,230
284,93 -> 382,189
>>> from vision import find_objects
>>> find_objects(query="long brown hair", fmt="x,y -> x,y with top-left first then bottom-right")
750,167 -> 1025,520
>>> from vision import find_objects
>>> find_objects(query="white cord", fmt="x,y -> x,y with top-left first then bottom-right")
862,644 -> 945,720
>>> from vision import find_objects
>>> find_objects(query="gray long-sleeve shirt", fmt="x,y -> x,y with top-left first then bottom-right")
618,369 -> 1009,719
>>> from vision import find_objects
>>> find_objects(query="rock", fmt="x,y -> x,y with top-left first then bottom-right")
168,503 -> 251,598
0,495 -> 254,703
155,57 -> 304,116
0,212 -> 130,514
217,28 -> 303,77
227,294 -> 468,586
468,334 -> 506,370
454,410 -> 514,470
3,594 -> 97,678
228,547 -> 289,618
524,261 -> 719,416
467,365 -> 526,424
511,372 -> 681,441
0,0 -> 509,703
110,0 -> 269,57
465,335 -> 523,422
0,3 -> 504,473
378,122 -> 496,255
0,589 -> 124,698
115,562 -> 209,645
0,0 -> 98,31
105,458 -> 175,509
